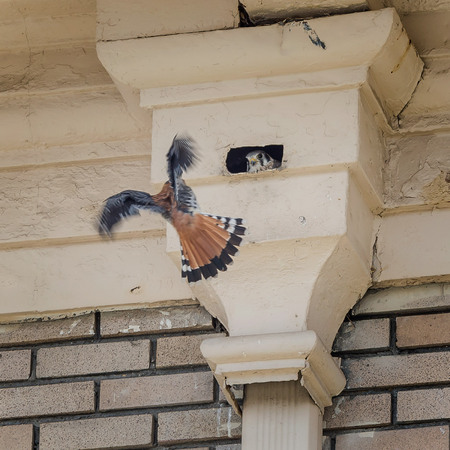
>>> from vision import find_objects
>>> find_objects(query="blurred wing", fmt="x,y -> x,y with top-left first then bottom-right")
98,190 -> 165,236
177,182 -> 200,213
166,134 -> 199,202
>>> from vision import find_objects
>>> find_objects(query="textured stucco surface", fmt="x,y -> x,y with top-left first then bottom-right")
1,0 -> 449,321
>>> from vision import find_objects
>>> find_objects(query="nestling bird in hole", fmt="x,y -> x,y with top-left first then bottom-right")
246,150 -> 281,173
97,134 -> 246,283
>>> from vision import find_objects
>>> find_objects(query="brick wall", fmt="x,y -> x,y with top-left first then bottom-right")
1,284 -> 449,449
0,305 -> 242,449
323,283 -> 450,450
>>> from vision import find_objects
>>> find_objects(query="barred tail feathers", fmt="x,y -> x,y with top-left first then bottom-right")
178,213 -> 246,283
201,213 -> 246,236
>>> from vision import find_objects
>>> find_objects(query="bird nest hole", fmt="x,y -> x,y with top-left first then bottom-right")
226,144 -> 283,174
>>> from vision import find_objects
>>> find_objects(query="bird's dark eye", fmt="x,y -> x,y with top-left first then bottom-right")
257,153 -> 263,160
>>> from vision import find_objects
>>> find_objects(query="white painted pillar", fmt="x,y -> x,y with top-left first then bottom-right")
96,4 -> 424,449
242,382 -> 322,450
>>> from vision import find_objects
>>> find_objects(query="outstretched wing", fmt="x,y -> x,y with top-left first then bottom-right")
166,134 -> 198,203
98,190 -> 165,236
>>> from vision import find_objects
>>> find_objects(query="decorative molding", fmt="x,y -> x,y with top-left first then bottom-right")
243,0 -> 377,23
98,8 -> 423,125
140,66 -> 368,109
201,331 -> 346,414
96,0 -> 238,41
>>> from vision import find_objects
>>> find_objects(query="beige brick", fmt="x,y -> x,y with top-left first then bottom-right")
0,350 -> 31,381
0,381 -> 94,419
336,426 -> 449,450
396,313 -> 450,348
0,424 -> 33,450
101,305 -> 214,336
100,371 -> 213,410
40,414 -> 153,450
397,387 -> 450,422
343,352 -> 450,389
0,314 -> 95,347
156,334 -> 216,368
323,393 -> 391,429
333,319 -> 390,352
353,284 -> 448,316
158,407 -> 241,444
36,340 -> 150,377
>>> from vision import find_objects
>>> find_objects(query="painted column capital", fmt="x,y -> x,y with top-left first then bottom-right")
201,330 -> 346,413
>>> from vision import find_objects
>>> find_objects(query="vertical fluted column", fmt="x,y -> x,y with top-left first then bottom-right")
242,382 -> 322,450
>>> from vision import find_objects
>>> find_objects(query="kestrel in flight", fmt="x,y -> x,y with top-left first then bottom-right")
98,135 -> 246,283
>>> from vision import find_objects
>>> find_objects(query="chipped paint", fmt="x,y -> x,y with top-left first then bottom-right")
227,406 -> 232,437
216,407 -> 221,434
59,319 -> 81,336
358,431 -> 375,438
217,407 -> 239,437
159,318 -> 172,329
332,397 -> 345,418
119,324 -> 141,333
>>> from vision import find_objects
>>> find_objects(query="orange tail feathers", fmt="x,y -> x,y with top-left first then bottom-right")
178,213 -> 246,283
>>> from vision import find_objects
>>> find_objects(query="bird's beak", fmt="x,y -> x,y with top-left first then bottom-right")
247,157 -> 258,165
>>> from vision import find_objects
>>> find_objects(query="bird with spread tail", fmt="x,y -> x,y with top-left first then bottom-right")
97,134 -> 246,283
246,150 -> 281,173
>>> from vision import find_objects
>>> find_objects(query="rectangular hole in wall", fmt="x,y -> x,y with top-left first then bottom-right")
226,144 -> 283,174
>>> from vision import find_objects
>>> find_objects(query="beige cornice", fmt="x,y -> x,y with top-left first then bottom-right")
97,8 -> 422,124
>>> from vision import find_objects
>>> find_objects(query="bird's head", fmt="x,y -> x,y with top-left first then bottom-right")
245,150 -> 272,173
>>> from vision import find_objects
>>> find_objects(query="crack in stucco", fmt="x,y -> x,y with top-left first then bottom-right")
371,217 -> 383,282
397,61 -> 425,127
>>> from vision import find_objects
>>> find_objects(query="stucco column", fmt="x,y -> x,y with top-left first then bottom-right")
96,4 -> 423,448
243,382 -> 322,450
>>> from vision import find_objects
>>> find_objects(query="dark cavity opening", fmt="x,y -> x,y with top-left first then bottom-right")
226,144 -> 284,174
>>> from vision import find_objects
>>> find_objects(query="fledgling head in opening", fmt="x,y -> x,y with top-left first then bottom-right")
246,150 -> 281,173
